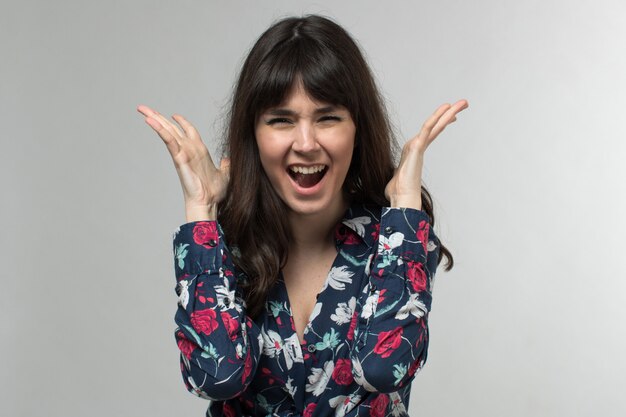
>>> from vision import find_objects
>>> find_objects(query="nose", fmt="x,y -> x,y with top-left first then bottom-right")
291,123 -> 320,153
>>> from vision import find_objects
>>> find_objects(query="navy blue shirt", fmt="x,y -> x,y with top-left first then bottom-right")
172,204 -> 440,416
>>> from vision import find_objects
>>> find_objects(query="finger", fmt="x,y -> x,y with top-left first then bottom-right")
172,114 -> 201,141
144,116 -> 181,156
137,104 -> 158,118
138,105 -> 184,140
428,100 -> 468,140
151,110 -> 185,139
220,157 -> 231,180
418,103 -> 451,139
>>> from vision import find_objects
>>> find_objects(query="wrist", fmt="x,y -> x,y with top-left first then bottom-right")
389,196 -> 422,210
185,203 -> 217,222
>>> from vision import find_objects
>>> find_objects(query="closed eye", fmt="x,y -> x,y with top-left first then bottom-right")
265,117 -> 293,126
318,115 -> 342,123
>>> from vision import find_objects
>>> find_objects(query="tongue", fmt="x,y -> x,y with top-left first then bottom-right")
293,171 -> 324,188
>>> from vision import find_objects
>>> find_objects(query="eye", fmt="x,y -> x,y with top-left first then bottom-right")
265,117 -> 293,126
318,115 -> 342,123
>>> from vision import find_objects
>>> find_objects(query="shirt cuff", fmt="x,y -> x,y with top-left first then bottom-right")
172,221 -> 224,279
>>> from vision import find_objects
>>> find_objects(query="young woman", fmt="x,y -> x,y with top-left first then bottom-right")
138,14 -> 467,417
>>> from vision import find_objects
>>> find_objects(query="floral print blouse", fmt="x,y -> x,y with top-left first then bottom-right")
172,204 -> 440,417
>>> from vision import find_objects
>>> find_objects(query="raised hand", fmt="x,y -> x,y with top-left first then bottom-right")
137,105 -> 230,221
385,99 -> 468,210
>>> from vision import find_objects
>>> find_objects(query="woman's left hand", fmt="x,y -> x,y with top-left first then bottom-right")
385,99 -> 469,209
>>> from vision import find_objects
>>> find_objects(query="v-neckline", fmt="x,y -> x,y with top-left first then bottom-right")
279,249 -> 340,345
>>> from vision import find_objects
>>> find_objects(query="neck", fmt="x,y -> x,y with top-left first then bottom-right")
288,198 -> 349,255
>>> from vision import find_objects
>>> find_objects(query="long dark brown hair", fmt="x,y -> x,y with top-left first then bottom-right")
219,15 -> 453,317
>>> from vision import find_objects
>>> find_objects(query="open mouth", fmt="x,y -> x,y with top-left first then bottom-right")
288,165 -> 327,188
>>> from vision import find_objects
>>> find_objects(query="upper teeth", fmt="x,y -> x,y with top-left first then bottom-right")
290,165 -> 325,174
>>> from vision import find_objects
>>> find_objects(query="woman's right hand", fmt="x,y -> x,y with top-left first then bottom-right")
137,105 -> 230,221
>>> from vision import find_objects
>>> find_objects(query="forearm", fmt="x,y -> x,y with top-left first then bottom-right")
173,220 -> 260,400
350,207 -> 438,392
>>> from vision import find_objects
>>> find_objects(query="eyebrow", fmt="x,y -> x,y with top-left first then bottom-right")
264,105 -> 340,116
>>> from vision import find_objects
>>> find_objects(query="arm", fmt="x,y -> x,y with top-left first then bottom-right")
136,106 -> 255,398
352,100 -> 466,392
173,220 -> 261,400
350,207 -> 439,393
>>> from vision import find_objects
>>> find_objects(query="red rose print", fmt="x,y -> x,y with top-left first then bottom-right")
242,351 -> 253,383
344,234 -> 360,245
176,331 -> 196,359
192,222 -> 219,248
407,357 -> 423,377
371,223 -> 380,241
190,308 -> 219,335
369,394 -> 389,417
347,310 -> 358,341
373,327 -> 403,358
303,403 -> 316,417
222,403 -> 236,417
220,311 -> 240,341
261,367 -> 277,385
406,261 -> 427,292
377,289 -> 387,305
331,358 -> 354,385
416,220 -> 429,253
335,225 -> 360,245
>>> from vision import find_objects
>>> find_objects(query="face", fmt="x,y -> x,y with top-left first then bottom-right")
255,83 -> 356,219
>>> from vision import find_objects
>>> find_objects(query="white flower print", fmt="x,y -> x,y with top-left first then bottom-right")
261,328 -> 283,358
361,288 -> 379,320
305,302 -> 322,334
377,231 -> 405,268
329,395 -> 346,408
177,279 -> 189,309
364,254 -> 374,277
378,231 -> 404,253
306,360 -> 334,396
256,332 -> 264,354
186,376 -> 212,400
389,392 -> 407,417
283,333 -> 304,369
215,270 -> 237,311
342,216 -> 371,237
235,342 -> 244,359
330,297 -> 356,325
285,376 -> 298,397
324,266 -> 354,291
350,356 -> 377,392
395,293 -> 427,320
329,394 -> 362,417
261,329 -> 303,371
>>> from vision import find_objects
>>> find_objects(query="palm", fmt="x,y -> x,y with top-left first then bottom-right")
137,105 -> 230,209
385,99 -> 468,209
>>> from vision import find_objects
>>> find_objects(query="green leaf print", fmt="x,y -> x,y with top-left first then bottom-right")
200,342 -> 219,360
175,243 -> 189,269
393,363 -> 408,386
182,324 -> 202,346
315,328 -> 340,351
376,253 -> 398,269
268,301 -> 287,318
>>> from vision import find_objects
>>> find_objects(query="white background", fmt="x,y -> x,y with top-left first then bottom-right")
2,1 -> 625,416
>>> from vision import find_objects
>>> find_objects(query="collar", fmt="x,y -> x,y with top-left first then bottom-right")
334,204 -> 381,249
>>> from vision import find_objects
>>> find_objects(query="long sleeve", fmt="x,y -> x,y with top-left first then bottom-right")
172,221 -> 262,400
350,207 -> 439,393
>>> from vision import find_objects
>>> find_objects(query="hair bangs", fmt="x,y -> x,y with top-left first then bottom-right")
251,37 -> 357,118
